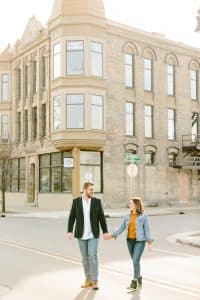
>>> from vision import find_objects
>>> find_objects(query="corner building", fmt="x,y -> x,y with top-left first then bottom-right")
0,0 -> 200,209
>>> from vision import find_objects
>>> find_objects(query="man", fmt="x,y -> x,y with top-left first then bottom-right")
67,181 -> 109,290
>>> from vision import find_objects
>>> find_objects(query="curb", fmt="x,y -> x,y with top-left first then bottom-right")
105,210 -> 200,218
177,237 -> 200,248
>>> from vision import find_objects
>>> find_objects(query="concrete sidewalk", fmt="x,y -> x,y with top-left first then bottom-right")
2,204 -> 200,218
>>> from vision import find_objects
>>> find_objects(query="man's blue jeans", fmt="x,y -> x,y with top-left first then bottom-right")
78,238 -> 99,282
127,238 -> 145,279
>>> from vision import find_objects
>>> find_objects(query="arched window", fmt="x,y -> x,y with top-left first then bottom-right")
123,42 -> 138,88
168,147 -> 179,167
125,143 -> 138,155
165,53 -> 179,96
144,145 -> 157,165
189,60 -> 199,100
142,48 -> 156,92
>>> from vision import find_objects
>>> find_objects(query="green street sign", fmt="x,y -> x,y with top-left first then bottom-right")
124,154 -> 142,164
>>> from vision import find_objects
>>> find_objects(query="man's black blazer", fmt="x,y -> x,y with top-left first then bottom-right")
67,196 -> 108,238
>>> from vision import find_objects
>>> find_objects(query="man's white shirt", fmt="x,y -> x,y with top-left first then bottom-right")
81,196 -> 94,240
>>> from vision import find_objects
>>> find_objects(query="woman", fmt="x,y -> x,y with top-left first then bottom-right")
111,197 -> 153,290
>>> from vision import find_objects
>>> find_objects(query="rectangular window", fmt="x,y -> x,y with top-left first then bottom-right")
145,105 -> 153,138
91,41 -> 103,77
33,61 -> 37,93
16,69 -> 21,100
192,112 -> 198,141
168,64 -> 175,96
66,94 -> 84,128
51,153 -> 62,192
168,108 -> 175,140
24,65 -> 28,98
67,41 -> 84,75
41,104 -> 46,137
33,107 -> 37,139
24,110 -> 28,141
53,96 -> 61,131
10,159 -> 18,191
39,152 -> 72,193
1,115 -> 8,141
19,158 -> 25,192
17,112 -> 21,142
42,56 -> 46,89
125,54 -> 133,87
80,151 -> 102,193
53,43 -> 61,79
91,95 -> 103,130
126,102 -> 135,136
191,70 -> 198,100
10,158 -> 26,192
144,59 -> 152,91
1,73 -> 9,101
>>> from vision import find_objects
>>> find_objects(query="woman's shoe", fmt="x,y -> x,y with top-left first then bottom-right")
91,281 -> 99,290
127,280 -> 137,290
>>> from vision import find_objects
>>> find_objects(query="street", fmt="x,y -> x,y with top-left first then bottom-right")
0,213 -> 199,300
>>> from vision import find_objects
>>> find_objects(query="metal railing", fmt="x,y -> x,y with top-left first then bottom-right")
182,134 -> 200,149
170,156 -> 200,169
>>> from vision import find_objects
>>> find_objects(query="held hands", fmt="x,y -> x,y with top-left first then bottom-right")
103,233 -> 113,240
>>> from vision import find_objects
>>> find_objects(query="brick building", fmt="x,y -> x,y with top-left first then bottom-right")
0,0 -> 200,210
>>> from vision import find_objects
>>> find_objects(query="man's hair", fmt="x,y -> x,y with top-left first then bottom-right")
83,181 -> 94,190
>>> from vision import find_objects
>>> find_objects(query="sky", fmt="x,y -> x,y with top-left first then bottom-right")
0,0 -> 200,53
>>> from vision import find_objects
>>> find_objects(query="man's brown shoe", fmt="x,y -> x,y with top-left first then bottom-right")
81,279 -> 93,288
92,281 -> 99,290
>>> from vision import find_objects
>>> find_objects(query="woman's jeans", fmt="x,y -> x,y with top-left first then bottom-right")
78,238 -> 99,282
127,238 -> 145,279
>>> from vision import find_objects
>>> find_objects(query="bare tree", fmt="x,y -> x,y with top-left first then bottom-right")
0,142 -> 11,216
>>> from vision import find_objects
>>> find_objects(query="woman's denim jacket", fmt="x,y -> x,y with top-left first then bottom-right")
112,212 -> 153,243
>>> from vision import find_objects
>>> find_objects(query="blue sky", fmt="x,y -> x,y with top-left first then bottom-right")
0,0 -> 199,53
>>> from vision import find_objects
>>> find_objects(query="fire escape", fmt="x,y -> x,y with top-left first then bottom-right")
178,135 -> 200,177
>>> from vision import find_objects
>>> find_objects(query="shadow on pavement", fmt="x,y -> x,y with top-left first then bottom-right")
127,288 -> 141,300
73,288 -> 97,300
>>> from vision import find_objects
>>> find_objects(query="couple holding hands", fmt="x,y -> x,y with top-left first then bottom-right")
67,181 -> 153,291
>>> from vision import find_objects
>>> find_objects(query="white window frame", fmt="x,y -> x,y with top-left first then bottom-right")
1,73 -> 9,101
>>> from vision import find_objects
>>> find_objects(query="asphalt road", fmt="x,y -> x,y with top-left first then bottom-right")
0,213 -> 199,300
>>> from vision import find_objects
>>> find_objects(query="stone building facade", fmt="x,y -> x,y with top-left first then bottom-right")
0,0 -> 200,210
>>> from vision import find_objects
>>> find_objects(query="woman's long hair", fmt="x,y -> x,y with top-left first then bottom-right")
130,197 -> 144,215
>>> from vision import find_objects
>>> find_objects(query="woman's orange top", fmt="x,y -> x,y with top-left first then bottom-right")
128,212 -> 137,238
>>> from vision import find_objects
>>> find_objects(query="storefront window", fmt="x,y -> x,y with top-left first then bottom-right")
40,168 -> 50,192
19,158 -> 25,191
39,152 -> 72,193
51,167 -> 61,192
80,151 -> 102,192
10,158 -> 26,192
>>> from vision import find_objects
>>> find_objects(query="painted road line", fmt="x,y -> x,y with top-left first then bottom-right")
153,247 -> 195,257
0,239 -> 200,298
